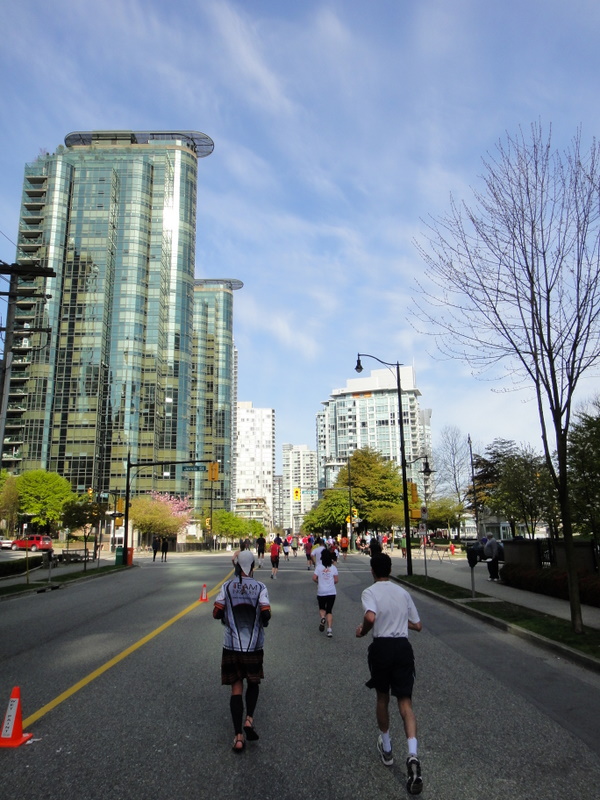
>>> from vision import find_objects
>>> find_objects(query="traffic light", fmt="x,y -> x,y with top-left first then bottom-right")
116,497 -> 125,513
293,487 -> 301,501
87,487 -> 93,498
205,517 -> 211,527
114,516 -> 123,528
208,462 -> 219,481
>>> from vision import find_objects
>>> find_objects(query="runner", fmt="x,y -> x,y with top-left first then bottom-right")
339,534 -> 349,561
355,552 -> 423,794
256,534 -> 266,569
310,537 -> 326,568
213,550 -> 271,752
313,548 -> 338,638
304,538 -> 313,570
270,539 -> 281,580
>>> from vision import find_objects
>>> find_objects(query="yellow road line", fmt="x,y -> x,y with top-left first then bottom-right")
23,572 -> 232,728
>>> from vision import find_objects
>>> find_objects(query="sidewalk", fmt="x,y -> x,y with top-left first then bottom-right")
388,547 -> 600,631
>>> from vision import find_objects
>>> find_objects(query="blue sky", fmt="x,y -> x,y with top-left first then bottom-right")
2,0 -> 600,469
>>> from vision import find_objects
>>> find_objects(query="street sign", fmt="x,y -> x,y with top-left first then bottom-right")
183,465 -> 206,472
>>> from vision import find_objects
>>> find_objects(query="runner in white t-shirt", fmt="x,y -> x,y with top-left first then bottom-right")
312,548 -> 338,637
356,552 -> 423,795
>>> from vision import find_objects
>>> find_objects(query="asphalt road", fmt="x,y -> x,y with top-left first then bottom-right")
1,552 -> 600,800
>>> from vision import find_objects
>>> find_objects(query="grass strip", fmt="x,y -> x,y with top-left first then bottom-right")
399,573 -> 485,600
399,574 -> 600,660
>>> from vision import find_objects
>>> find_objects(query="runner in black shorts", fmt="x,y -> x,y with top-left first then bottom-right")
356,553 -> 424,795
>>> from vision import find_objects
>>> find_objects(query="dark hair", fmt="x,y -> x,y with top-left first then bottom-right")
321,549 -> 333,568
370,553 -> 392,578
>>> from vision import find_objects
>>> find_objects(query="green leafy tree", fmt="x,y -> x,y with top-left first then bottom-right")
337,448 -> 404,531
17,470 -> 75,535
305,448 -> 405,537
130,496 -> 182,546
302,490 -> 350,536
475,439 -> 556,538
62,495 -> 107,570
212,510 -> 247,543
568,400 -> 600,542
0,472 -> 19,537
246,519 -> 267,539
426,496 -> 464,533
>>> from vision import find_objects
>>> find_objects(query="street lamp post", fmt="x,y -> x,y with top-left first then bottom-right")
355,353 -> 413,575
407,455 -> 434,577
467,434 -> 479,539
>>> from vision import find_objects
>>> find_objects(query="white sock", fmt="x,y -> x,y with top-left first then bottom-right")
407,737 -> 418,757
380,731 -> 391,750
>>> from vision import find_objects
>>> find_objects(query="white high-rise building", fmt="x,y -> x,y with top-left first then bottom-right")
235,402 -> 275,528
317,367 -> 432,499
282,444 -> 318,534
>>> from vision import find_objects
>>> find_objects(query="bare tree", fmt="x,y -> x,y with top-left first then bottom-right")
416,123 -> 600,633
433,426 -> 471,531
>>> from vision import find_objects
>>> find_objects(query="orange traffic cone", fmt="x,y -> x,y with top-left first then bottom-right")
199,583 -> 208,602
1,687 -> 33,748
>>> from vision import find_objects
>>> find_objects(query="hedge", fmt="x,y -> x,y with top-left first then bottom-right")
499,563 -> 600,608
0,555 -> 45,578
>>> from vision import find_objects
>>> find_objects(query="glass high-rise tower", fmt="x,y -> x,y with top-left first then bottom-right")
3,130 -> 214,500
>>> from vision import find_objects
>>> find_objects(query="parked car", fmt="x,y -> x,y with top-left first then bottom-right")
0,536 -> 14,549
11,534 -> 54,552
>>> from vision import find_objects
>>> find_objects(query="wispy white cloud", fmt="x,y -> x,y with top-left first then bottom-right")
3,0 -> 600,458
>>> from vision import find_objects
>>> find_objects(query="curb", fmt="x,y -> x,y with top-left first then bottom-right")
395,577 -> 600,675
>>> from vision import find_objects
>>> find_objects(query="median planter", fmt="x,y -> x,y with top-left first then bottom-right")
0,555 -> 44,577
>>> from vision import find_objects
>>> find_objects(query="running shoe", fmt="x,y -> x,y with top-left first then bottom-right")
406,756 -> 423,794
319,617 -> 326,632
376,735 -> 393,766
326,629 -> 333,638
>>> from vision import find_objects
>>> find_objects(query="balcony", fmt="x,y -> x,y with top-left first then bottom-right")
3,436 -> 24,445
2,449 -> 23,462
11,357 -> 31,368
11,340 -> 32,353
6,403 -> 27,414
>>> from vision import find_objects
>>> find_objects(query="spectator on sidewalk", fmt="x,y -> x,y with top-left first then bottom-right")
161,536 -> 169,562
152,535 -> 160,562
356,552 -> 424,795
484,534 -> 500,581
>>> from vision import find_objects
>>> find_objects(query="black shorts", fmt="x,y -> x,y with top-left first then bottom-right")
317,594 -> 336,614
221,648 -> 264,685
271,557 -> 279,568
366,637 -> 415,699
257,549 -> 265,557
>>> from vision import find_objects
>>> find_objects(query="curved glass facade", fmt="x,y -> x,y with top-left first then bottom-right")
7,132 -> 213,501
